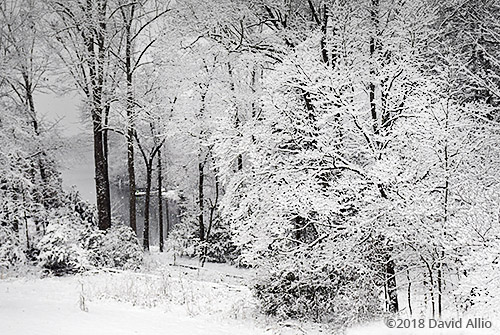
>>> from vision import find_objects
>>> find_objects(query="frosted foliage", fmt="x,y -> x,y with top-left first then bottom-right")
37,212 -> 142,274
85,225 -> 143,270
37,219 -> 89,274
0,225 -> 26,268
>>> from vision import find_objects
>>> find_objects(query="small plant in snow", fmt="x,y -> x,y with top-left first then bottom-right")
79,281 -> 89,312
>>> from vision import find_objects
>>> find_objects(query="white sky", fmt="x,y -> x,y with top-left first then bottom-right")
35,91 -> 84,137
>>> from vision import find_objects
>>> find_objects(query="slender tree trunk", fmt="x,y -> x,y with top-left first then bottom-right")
22,72 -> 48,190
92,110 -> 112,231
135,128 -> 166,251
369,0 -> 380,141
386,258 -> 399,313
198,160 -> 205,241
158,149 -> 164,252
201,169 -> 219,267
437,258 -> 443,318
423,260 -> 436,318
227,63 -> 243,170
143,162 -> 152,251
127,125 -> 137,234
207,171 -> 219,242
320,5 -> 335,67
124,5 -> 137,234
165,198 -> 170,238
407,269 -> 413,316
22,189 -> 29,250
438,102 -> 450,319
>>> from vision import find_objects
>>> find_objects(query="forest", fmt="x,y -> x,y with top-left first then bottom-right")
1,0 -> 500,334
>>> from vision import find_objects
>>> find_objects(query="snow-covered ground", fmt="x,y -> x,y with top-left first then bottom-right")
1,253 -> 498,335
0,275 -> 266,335
0,254 -> 313,335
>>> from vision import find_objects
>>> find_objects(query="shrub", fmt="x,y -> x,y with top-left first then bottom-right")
167,216 -> 238,264
0,225 -> 26,269
91,225 -> 143,270
37,217 -> 88,275
198,224 -> 238,264
37,211 -> 143,274
253,251 -> 382,326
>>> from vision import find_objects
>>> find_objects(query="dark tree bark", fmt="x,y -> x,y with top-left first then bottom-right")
143,162 -> 153,251
386,258 -> 399,313
121,2 -> 138,235
76,0 -> 112,231
227,63 -> 243,171
165,198 -> 170,238
157,149 -> 164,252
406,269 -> 413,316
92,109 -> 112,231
87,0 -> 111,230
369,0 -> 380,140
135,127 -> 166,251
117,1 -> 171,235
127,123 -> 137,234
368,0 -> 398,312
196,87 -> 208,242
201,166 -> 219,266
198,160 -> 205,241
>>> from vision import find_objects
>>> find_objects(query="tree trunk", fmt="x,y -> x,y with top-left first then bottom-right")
369,0 -> 380,141
437,257 -> 443,318
143,163 -> 152,251
92,110 -> 112,231
227,63 -> 243,171
165,198 -> 170,238
198,160 -> 204,241
201,169 -> 219,266
158,149 -> 164,252
103,104 -> 110,163
127,125 -> 137,234
369,0 -> 398,313
407,269 -> 413,316
438,103 -> 450,319
22,71 -> 48,194
22,189 -> 30,250
124,5 -> 137,235
423,260 -> 436,318
386,257 -> 399,313
86,0 -> 111,231
320,5 -> 335,67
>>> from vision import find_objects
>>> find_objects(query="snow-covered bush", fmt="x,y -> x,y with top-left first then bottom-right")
37,218 -> 88,275
88,225 -> 143,270
0,225 -> 26,269
454,244 -> 500,319
166,218 -> 198,258
253,249 -> 382,326
37,210 -> 143,274
198,225 -> 238,264
167,219 -> 237,264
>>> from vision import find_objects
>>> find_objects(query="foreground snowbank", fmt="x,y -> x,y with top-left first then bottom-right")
2,259 -> 498,335
0,275 -> 267,335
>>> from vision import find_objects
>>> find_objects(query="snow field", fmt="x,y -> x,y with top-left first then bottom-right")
0,272 -> 269,335
3,254 -> 498,335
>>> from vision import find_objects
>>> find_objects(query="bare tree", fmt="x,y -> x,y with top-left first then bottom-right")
49,0 -> 118,230
116,0 -> 171,235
